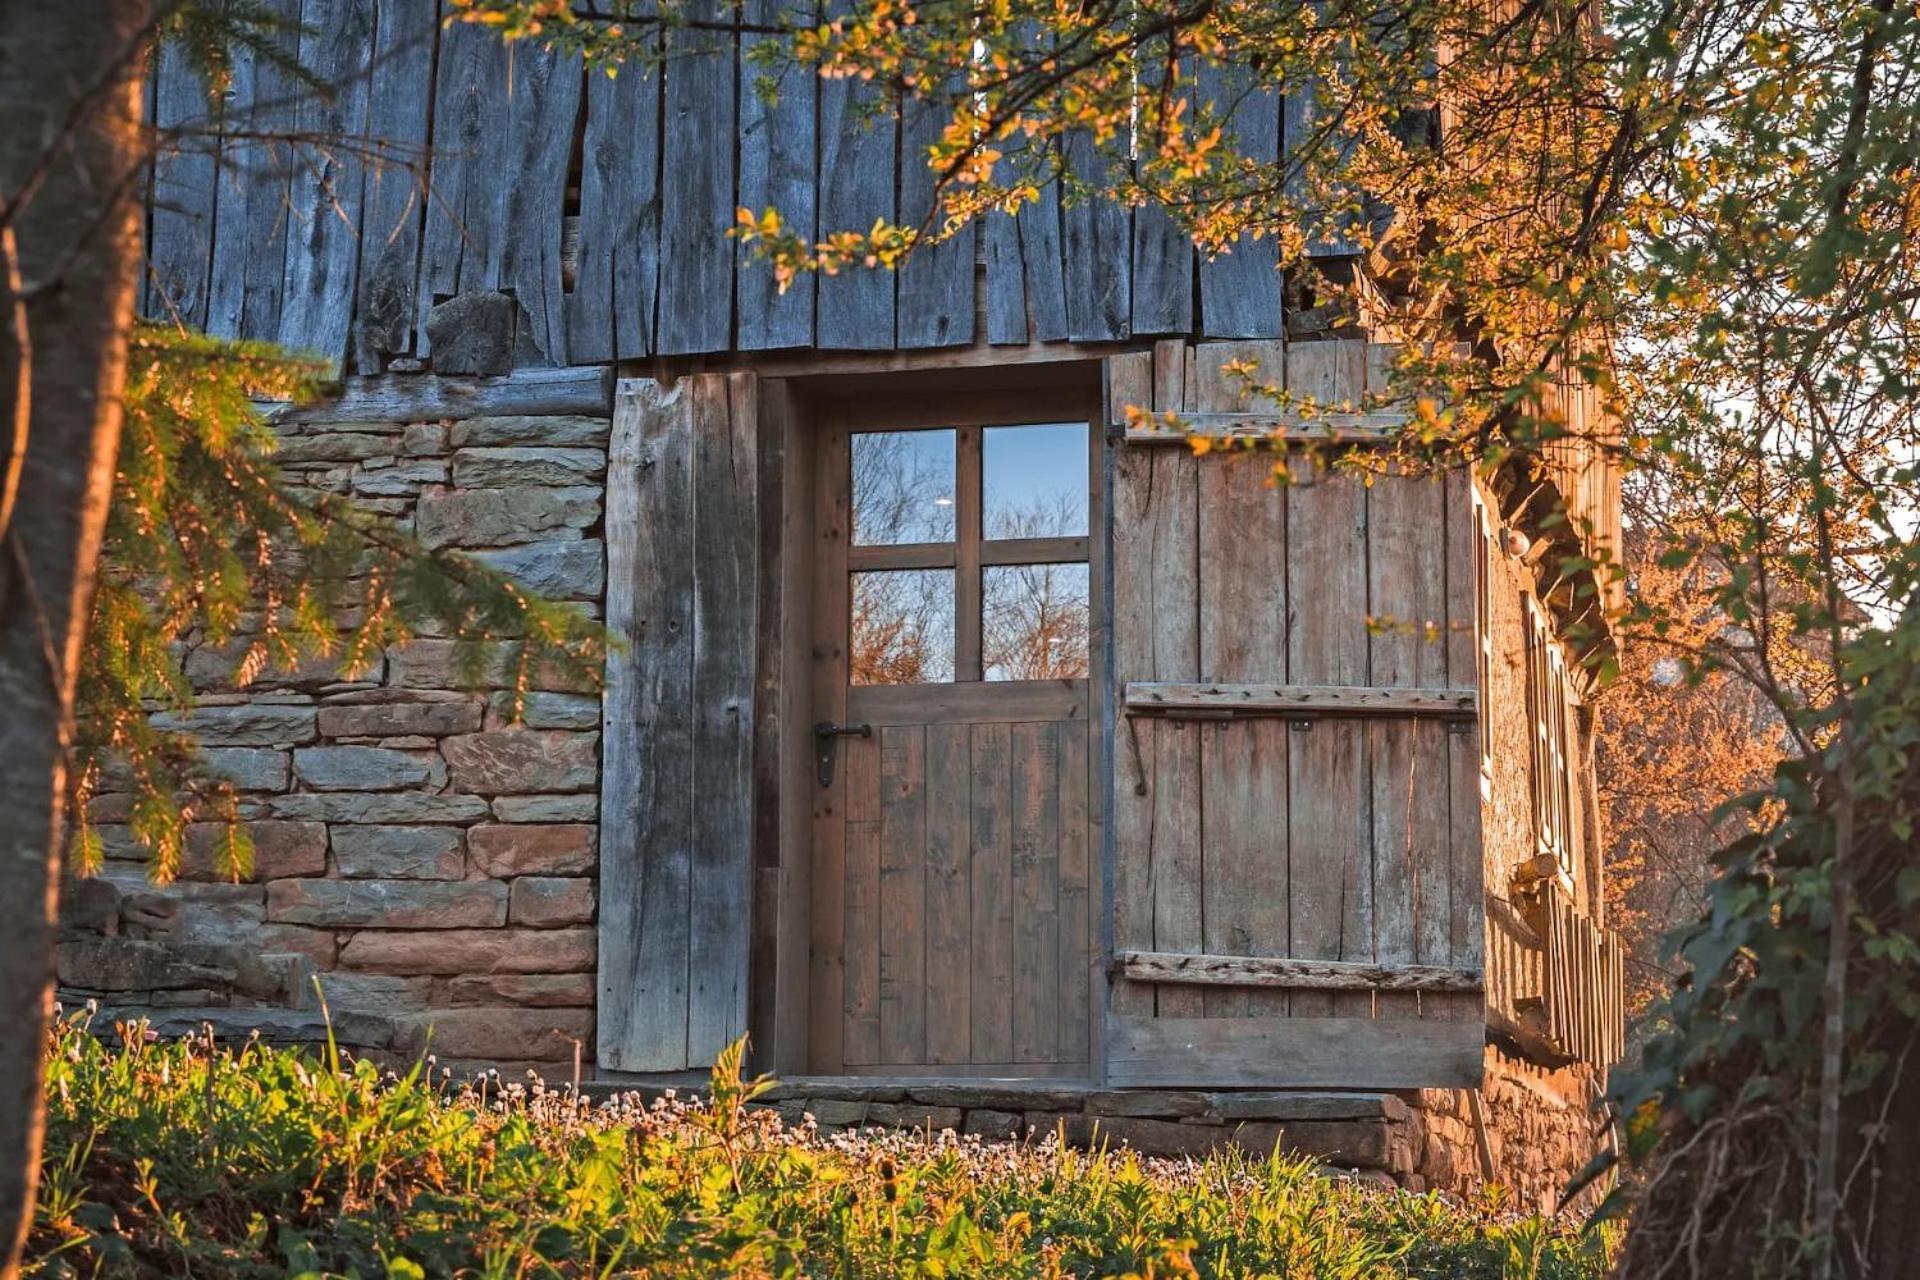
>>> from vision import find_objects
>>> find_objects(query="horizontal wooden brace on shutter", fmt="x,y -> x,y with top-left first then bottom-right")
1106,1015 -> 1484,1089
1124,682 -> 1476,719
1114,951 -> 1484,993
1120,410 -> 1409,445
599,374 -> 759,1072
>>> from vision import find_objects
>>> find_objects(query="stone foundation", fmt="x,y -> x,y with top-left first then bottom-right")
61,409 -> 611,1076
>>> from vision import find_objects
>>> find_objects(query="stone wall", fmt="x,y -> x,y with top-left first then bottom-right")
62,410 -> 612,1076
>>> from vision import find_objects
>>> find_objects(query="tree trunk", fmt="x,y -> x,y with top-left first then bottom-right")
0,3 -> 149,1272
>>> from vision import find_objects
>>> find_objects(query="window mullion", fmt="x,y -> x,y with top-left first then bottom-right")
955,426 -> 984,681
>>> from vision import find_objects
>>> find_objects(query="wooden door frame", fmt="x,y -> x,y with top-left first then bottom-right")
774,373 -> 1109,1080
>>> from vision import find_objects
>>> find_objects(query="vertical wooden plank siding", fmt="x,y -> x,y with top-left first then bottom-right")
599,377 -> 759,1071
897,88 -> 977,348
1129,37 -> 1194,336
877,726 -> 928,1063
352,0 -> 435,370
417,10 -> 511,352
1057,720 -> 1093,1063
1018,163 -> 1073,343
206,0 -> 301,343
600,379 -> 695,1070
571,17 -> 662,363
968,723 -> 1015,1061
500,42 -> 584,365
657,0 -> 737,355
737,0 -> 817,351
685,374 -> 759,1060
816,9 -> 897,349
1062,131 -> 1133,342
1193,64 -> 1284,338
148,37 -> 218,328
923,723 -> 973,1064
280,0 -> 375,373
807,425 -> 853,1072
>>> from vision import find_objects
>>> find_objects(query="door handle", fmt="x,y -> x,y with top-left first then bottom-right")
813,720 -> 872,788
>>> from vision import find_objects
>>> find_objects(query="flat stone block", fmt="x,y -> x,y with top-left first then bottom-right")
151,704 -> 317,747
317,696 -> 484,738
331,825 -> 465,879
444,732 -> 598,794
488,691 -> 602,730
446,972 -> 595,1007
395,1007 -> 593,1059
294,745 -> 434,791
964,1109 -> 1025,1140
450,415 -> 611,449
909,1084 -> 1091,1112
1207,1091 -> 1400,1123
467,823 -> 596,877
1084,1090 -> 1212,1119
182,820 -> 328,881
472,539 -> 605,600
197,748 -> 291,793
509,876 -> 596,926
266,878 -> 505,928
338,927 -> 594,975
865,1103 -> 963,1132
314,971 -> 433,1016
267,792 -> 492,825
491,794 -> 599,823
452,446 -> 606,488
416,486 -> 600,549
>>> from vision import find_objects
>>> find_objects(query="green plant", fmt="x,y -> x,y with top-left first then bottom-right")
30,1011 -> 1615,1278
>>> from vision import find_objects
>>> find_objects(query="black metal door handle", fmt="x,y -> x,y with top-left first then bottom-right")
813,720 -> 872,787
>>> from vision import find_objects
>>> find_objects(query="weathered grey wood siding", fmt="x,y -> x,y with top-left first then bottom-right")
1104,338 -> 1485,1089
143,10 -> 1327,370
598,374 -> 760,1071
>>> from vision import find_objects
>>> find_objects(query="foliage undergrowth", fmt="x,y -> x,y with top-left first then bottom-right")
29,1011 -> 1612,1279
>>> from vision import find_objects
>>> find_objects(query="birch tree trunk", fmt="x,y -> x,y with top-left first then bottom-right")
0,4 -> 149,1272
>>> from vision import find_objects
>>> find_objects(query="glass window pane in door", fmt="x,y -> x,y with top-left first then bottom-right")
852,429 -> 956,546
851,569 -> 956,684
983,422 -> 1088,540
983,563 -> 1090,681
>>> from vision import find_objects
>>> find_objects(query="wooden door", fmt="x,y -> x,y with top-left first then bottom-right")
808,391 -> 1101,1076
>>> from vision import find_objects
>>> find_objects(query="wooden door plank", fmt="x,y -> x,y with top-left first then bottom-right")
737,0 -> 816,351
1105,1015 -> 1483,1088
1193,63 -> 1284,338
923,723 -> 973,1065
808,424 -> 853,1072
499,40 -> 583,366
842,730 -> 883,1065
969,723 -> 1015,1062
657,0 -> 736,355
279,0 -> 375,373
878,725 -> 929,1064
1011,722 -> 1062,1062
599,380 -> 694,1071
686,373 -> 758,1061
897,88 -> 976,348
206,0 -> 302,343
1285,341 -> 1372,1019
1057,721 -> 1092,1064
350,0 -> 435,369
816,13 -> 897,350
570,12 -> 661,362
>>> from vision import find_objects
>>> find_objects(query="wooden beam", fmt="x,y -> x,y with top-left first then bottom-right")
273,366 -> 614,425
1105,1015 -> 1484,1089
1124,682 -> 1476,719
1114,950 -> 1483,993
1119,410 -> 1409,443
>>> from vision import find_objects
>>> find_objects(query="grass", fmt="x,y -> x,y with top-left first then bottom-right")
29,1009 -> 1615,1278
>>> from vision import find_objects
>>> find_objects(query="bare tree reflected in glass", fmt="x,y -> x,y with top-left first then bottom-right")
983,493 -> 1090,681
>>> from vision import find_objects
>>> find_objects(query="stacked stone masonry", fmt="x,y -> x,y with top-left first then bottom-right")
60,412 -> 610,1074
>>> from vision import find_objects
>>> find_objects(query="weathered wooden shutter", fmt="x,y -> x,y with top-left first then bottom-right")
599,374 -> 759,1071
1105,339 -> 1485,1089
